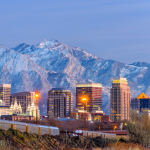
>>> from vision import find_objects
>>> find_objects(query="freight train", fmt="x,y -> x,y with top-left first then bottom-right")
0,120 -> 59,135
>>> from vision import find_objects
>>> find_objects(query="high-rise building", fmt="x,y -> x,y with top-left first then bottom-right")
76,83 -> 102,112
110,78 -> 131,121
47,88 -> 73,118
10,92 -> 36,113
0,84 -> 11,106
131,92 -> 150,112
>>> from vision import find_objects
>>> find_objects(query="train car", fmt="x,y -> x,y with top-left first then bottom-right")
75,130 -> 116,138
0,119 -> 59,136
75,130 -> 83,135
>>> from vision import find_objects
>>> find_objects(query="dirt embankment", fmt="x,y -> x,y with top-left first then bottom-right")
0,129 -> 148,150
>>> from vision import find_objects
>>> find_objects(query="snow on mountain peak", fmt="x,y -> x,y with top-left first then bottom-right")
37,39 -> 60,48
1,40 -> 150,115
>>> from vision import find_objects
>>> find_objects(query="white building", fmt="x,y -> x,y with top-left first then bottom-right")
9,98 -> 40,120
0,100 -> 10,117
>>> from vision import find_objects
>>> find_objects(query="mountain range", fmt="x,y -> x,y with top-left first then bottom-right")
0,39 -> 150,115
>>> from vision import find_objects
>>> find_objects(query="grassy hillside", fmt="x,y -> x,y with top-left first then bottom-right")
0,128 -> 147,150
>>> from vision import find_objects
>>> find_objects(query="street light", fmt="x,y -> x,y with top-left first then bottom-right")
35,94 -> 39,99
35,89 -> 40,124
114,126 -> 117,134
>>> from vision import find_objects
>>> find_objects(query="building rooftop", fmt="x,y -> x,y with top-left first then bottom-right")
76,83 -> 102,88
137,92 -> 149,99
55,117 -> 75,121
50,88 -> 71,92
113,77 -> 127,83
0,84 -> 11,88
11,92 -> 35,96
51,88 -> 67,91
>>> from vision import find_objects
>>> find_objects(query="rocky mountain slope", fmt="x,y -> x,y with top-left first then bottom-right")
0,39 -> 149,115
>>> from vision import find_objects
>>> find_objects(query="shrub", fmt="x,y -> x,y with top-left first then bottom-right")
126,110 -> 150,147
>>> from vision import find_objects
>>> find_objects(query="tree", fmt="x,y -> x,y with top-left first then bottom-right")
127,110 -> 150,147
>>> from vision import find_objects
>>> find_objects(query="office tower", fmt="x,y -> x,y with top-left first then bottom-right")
47,88 -> 73,118
110,78 -> 131,121
131,92 -> 150,112
0,84 -> 11,106
76,83 -> 102,112
10,92 -> 36,113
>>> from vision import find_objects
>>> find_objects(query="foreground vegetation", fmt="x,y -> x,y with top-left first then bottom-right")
127,110 -> 150,148
0,128 -> 147,150
0,111 -> 149,149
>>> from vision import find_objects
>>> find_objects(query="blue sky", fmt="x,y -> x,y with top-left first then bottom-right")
0,0 -> 150,64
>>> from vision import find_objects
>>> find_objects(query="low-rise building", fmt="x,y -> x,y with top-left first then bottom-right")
1,115 -> 34,121
0,100 -> 10,118
70,109 -> 109,122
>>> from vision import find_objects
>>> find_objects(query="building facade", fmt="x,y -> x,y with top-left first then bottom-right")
110,78 -> 131,121
9,98 -> 40,120
47,88 -> 73,118
10,92 -> 36,113
131,92 -> 150,112
1,115 -> 34,121
70,109 -> 109,122
76,83 -> 102,112
0,100 -> 10,118
0,84 -> 11,106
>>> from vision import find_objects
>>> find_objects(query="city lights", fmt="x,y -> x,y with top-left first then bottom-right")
82,98 -> 87,101
35,94 -> 39,98
114,126 -> 117,134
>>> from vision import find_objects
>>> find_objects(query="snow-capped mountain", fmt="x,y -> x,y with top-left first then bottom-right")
0,39 -> 149,115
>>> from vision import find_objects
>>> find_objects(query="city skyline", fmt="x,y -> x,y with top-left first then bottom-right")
0,1 -> 149,148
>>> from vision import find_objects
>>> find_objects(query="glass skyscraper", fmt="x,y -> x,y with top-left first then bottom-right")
76,83 -> 102,112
